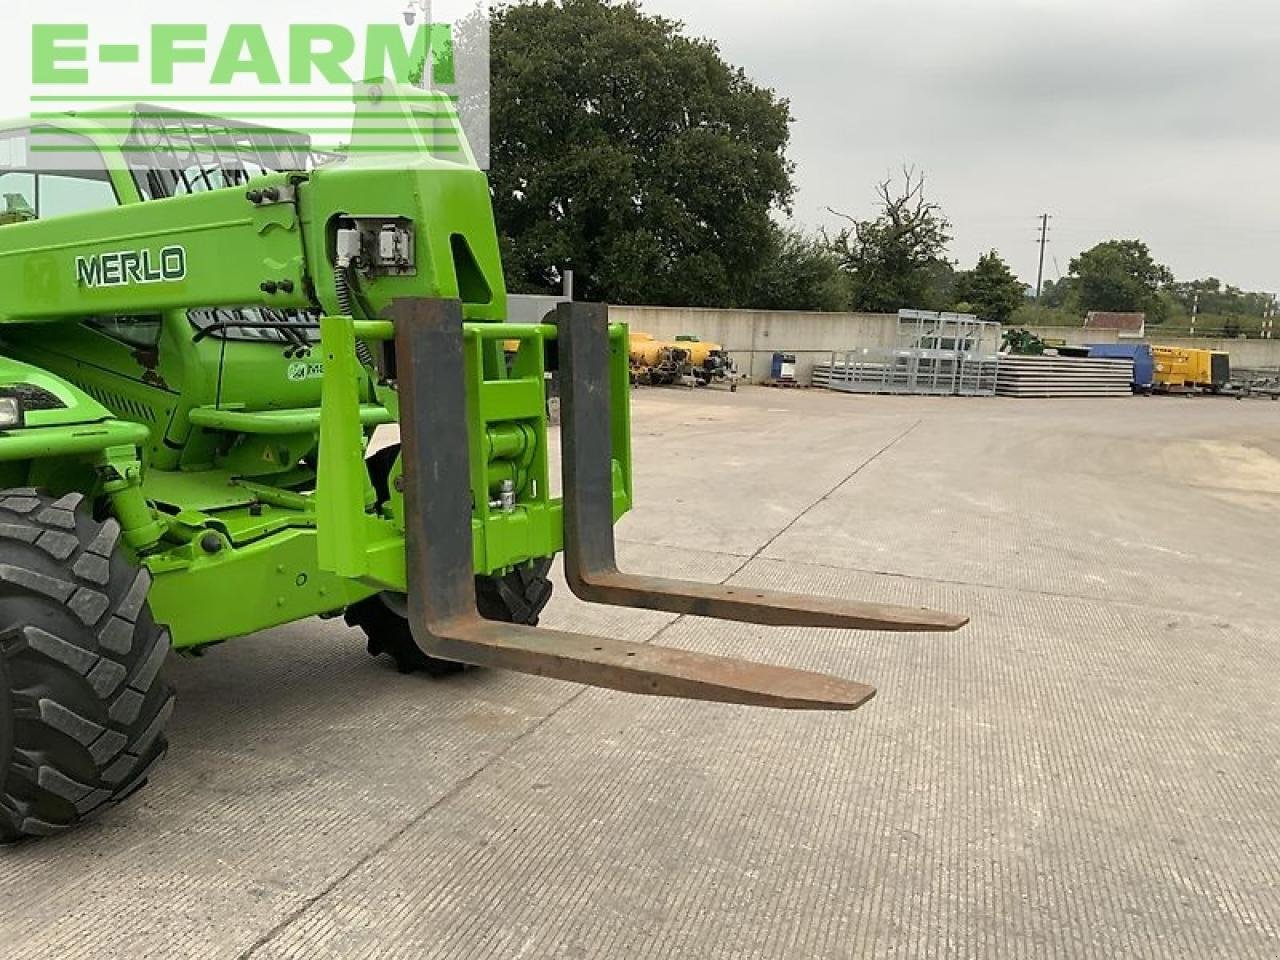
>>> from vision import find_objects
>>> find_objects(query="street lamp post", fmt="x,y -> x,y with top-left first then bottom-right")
403,1 -> 433,26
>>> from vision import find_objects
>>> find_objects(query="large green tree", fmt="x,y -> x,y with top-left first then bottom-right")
1037,276 -> 1074,310
744,225 -> 849,313
488,0 -> 794,306
953,250 -> 1026,324
826,168 -> 954,313
1068,240 -> 1173,320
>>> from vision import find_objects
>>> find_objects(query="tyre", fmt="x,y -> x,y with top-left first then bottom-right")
347,445 -> 556,675
346,559 -> 554,676
0,490 -> 173,842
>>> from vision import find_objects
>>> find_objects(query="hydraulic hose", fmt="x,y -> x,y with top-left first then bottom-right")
335,260 -> 377,368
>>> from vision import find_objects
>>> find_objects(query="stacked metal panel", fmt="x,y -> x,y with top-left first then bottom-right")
816,312 -> 1002,397
957,354 -> 1002,396
817,349 -> 959,395
995,355 -> 1134,398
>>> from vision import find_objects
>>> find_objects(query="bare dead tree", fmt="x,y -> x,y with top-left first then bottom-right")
825,167 -> 950,258
821,166 -> 953,312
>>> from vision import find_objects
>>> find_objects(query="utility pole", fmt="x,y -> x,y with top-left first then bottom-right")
1035,214 -> 1051,302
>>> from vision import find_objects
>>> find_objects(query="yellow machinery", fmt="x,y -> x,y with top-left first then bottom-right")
1152,346 -> 1231,393
629,332 -> 739,390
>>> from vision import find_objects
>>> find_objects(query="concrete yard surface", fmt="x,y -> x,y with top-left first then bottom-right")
4,387 -> 1280,958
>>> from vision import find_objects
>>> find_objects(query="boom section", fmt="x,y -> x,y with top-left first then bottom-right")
0,174 -> 308,323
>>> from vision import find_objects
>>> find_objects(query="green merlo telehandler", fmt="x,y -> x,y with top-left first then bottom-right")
0,97 -> 965,841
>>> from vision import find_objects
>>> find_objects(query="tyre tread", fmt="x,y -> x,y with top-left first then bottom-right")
0,492 -> 173,843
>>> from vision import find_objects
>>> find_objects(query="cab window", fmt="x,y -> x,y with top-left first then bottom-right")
0,128 -> 118,223
85,315 -> 164,349
0,170 -> 35,224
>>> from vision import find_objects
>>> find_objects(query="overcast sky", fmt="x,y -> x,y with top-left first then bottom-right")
639,0 -> 1279,292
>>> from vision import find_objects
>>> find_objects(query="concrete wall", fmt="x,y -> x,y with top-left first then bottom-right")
531,303 -> 1280,382
611,306 -> 897,382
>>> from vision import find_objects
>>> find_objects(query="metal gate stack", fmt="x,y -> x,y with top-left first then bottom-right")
815,311 -> 1001,397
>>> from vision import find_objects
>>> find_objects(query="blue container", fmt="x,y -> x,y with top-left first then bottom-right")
1087,344 -> 1154,392
771,353 -> 797,382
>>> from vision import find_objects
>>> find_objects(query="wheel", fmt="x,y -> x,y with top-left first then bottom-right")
346,446 -> 556,675
345,559 -> 555,676
0,490 -> 173,842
